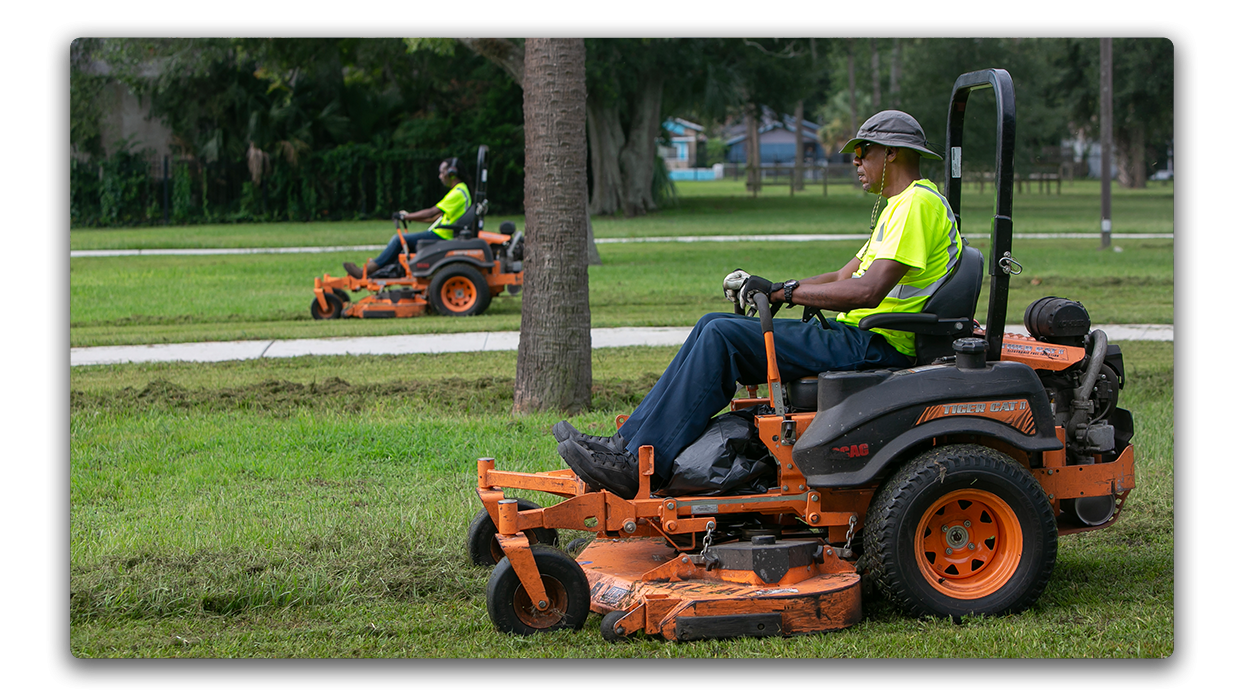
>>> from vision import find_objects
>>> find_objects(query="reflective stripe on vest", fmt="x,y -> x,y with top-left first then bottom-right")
884,182 -> 962,301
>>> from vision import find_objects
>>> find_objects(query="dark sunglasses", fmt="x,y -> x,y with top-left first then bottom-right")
853,142 -> 874,159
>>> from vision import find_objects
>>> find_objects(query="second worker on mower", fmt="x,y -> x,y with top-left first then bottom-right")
343,157 -> 472,279
556,110 -> 964,499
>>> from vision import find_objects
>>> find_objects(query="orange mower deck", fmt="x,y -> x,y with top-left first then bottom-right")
580,537 -> 860,641
476,446 -> 869,640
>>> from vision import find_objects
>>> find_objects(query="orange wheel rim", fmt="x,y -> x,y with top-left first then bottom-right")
440,277 -> 477,312
512,574 -> 568,629
915,488 -> 1023,599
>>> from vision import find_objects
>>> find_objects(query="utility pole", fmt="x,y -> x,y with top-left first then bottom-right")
793,100 -> 804,194
1100,37 -> 1113,249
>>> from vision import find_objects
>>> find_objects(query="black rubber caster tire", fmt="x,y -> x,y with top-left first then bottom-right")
468,500 -> 559,566
310,292 -> 344,319
486,544 -> 589,635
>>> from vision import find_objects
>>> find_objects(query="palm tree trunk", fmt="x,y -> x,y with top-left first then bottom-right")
513,38 -> 592,414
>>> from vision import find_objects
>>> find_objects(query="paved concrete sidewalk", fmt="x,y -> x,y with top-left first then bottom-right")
71,324 -> 1172,367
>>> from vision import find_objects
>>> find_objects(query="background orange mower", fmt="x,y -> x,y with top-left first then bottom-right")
310,145 -> 523,319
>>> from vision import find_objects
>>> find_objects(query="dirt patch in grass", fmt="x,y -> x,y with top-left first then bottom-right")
71,534 -> 487,621
71,373 -> 661,416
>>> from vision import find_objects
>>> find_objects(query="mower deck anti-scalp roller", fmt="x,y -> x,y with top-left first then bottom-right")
468,69 -> 1138,641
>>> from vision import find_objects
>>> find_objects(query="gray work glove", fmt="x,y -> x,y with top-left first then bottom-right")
722,269 -> 750,304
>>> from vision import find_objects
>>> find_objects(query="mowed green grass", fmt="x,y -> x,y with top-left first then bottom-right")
69,341 -> 1173,658
69,237 -> 1174,348
69,180 -> 1173,347
68,182 -> 1175,657
69,179 -> 1175,249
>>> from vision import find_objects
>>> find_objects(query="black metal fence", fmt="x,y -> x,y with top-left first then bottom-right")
70,145 -> 520,228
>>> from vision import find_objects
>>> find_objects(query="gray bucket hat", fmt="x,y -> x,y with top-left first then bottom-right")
840,110 -> 942,161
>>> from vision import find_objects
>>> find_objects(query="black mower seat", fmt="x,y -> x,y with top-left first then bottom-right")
433,202 -> 485,239
858,243 -> 984,367
784,244 -> 984,410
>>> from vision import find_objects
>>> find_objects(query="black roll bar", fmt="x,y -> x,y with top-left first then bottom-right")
944,68 -> 1016,362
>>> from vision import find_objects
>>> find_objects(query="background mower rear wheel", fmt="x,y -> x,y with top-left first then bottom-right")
467,501 -> 560,566
331,288 -> 351,305
486,544 -> 589,635
859,444 -> 1058,619
429,264 -> 491,316
309,292 -> 344,320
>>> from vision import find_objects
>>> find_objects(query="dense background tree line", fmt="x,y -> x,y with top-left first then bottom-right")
70,38 -> 526,227
70,37 -> 1173,228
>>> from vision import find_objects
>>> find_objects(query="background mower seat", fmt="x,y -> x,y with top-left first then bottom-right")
433,202 -> 485,239
784,244 -> 984,410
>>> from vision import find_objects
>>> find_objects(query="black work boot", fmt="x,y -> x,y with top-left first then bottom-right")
557,437 -> 640,500
552,420 -> 627,449
343,261 -> 378,279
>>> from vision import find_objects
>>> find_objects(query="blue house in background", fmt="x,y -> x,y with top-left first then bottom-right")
660,117 -> 707,170
724,107 -> 827,165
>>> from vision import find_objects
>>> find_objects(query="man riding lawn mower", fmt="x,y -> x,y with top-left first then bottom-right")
468,70 -> 1136,641
310,146 -> 524,319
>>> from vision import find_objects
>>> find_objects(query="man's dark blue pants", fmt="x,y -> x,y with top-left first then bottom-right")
373,230 -> 444,267
616,311 -> 912,480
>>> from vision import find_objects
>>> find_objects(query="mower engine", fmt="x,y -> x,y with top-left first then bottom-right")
1023,296 -> 1130,466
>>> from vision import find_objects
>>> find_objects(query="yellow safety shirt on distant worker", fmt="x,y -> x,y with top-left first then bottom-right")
837,178 -> 963,356
430,182 -> 472,240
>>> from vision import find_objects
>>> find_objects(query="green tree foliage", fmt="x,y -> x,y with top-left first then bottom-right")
814,38 -> 1173,187
71,38 -> 525,226
1051,38 -> 1174,186
70,38 -> 1174,227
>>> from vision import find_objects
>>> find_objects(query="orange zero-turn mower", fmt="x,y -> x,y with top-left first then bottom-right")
468,69 -> 1137,641
310,145 -> 524,319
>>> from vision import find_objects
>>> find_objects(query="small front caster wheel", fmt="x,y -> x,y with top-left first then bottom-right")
486,545 -> 589,635
309,292 -> 344,319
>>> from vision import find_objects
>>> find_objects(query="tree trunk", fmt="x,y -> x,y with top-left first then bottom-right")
847,40 -> 858,133
616,74 -> 665,217
1116,123 -> 1147,189
793,100 -> 804,191
513,38 -> 592,414
745,106 -> 761,196
889,39 -> 902,109
870,39 -> 881,111
585,202 -> 601,265
586,98 -> 626,215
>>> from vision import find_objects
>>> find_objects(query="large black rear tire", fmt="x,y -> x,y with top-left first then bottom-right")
859,444 -> 1058,619
429,264 -> 491,316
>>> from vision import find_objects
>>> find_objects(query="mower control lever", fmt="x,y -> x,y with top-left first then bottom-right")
754,293 -> 787,417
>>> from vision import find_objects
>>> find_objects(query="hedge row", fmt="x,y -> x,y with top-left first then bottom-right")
70,143 -> 519,228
